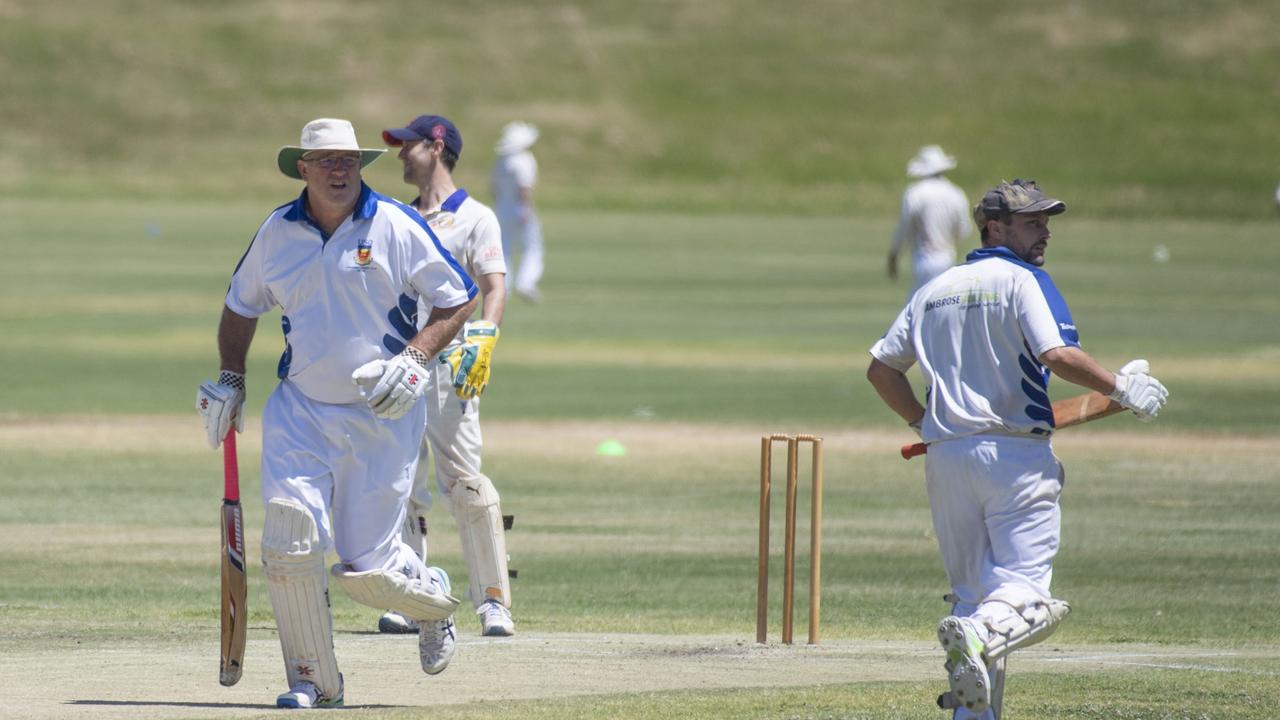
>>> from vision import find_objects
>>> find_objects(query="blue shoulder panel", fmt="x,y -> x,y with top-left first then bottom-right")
966,247 -> 1079,347
378,191 -> 478,299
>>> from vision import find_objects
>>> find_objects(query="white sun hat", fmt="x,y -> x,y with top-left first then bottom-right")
277,118 -> 386,179
906,144 -> 957,178
494,121 -> 540,155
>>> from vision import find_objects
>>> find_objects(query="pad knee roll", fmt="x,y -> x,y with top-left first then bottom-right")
261,497 -> 342,698
449,475 -> 511,607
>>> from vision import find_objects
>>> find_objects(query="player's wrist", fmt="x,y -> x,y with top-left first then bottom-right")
218,370 -> 246,392
907,418 -> 923,439
401,346 -> 430,367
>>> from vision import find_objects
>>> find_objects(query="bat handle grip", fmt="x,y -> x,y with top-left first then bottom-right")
223,430 -> 240,502
900,442 -> 927,460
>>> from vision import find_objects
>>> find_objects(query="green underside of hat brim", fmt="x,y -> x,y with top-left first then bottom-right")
276,148 -> 386,179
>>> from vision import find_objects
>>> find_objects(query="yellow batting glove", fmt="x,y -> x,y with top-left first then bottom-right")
460,320 -> 499,398
439,344 -> 474,393
441,321 -> 500,399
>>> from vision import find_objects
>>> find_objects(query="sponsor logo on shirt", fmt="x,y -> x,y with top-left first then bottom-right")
923,287 -> 999,312
483,246 -> 504,260
429,213 -> 456,229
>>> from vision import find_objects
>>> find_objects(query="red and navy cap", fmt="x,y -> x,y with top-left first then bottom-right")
382,115 -> 463,156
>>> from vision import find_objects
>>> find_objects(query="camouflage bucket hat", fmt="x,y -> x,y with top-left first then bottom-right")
973,179 -> 1066,227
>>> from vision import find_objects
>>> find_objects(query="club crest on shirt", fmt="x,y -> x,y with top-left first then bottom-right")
428,212 -> 456,230
355,238 -> 372,266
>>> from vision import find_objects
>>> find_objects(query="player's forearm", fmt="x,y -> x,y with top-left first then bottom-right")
478,272 -> 507,326
866,358 -> 925,424
217,306 -> 258,375
410,295 -> 479,357
1040,346 -> 1117,395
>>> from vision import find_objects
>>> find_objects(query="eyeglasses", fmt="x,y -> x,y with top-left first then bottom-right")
302,154 -> 361,169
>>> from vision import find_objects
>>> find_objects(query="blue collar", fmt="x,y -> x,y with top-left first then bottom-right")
283,182 -> 377,224
416,188 -> 469,213
967,245 -> 1055,277
441,188 -> 468,213
966,246 -> 1021,263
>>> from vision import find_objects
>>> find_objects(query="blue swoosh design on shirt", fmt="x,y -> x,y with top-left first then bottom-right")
383,293 -> 419,354
1019,347 -> 1054,428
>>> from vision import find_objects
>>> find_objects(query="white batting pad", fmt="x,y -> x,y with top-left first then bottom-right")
261,497 -> 342,700
982,598 -> 1070,661
449,475 -> 511,607
330,564 -> 459,621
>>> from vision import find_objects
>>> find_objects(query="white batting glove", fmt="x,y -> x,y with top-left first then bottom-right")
352,348 -> 430,420
196,371 -> 245,449
1108,359 -> 1169,422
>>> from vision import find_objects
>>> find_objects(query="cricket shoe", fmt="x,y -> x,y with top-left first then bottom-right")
276,678 -> 344,709
938,615 -> 990,714
477,599 -> 515,637
419,567 -> 457,675
378,610 -> 419,634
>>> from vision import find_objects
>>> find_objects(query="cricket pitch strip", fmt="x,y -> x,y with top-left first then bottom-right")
2,631 -> 1272,719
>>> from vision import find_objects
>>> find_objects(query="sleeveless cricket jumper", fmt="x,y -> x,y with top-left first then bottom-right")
225,183 -> 476,574
869,246 -> 1079,620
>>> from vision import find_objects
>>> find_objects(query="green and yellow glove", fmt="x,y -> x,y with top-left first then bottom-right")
440,320 -> 500,399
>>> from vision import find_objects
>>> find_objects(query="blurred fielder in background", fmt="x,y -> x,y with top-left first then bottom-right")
887,145 -> 971,295
492,121 -> 545,302
866,179 -> 1168,719
381,114 -> 516,638
197,118 -> 477,707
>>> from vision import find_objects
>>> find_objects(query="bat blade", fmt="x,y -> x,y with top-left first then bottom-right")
900,390 -> 1125,460
219,431 -> 247,687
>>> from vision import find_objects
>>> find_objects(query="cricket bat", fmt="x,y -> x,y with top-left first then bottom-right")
219,429 -> 248,686
900,390 -> 1124,460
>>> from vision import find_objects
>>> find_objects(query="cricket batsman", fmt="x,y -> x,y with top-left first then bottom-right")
866,179 -> 1169,718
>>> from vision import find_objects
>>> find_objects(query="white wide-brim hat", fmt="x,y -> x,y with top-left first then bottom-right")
277,118 -> 386,179
906,144 -> 957,178
494,121 -> 539,155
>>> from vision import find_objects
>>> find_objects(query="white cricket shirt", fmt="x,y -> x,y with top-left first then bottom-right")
414,188 -> 507,350
226,183 -> 477,405
890,176 -> 971,261
491,151 -> 537,220
869,246 -> 1080,442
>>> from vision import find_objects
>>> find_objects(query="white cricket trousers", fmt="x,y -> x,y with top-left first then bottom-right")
499,211 -> 544,295
260,379 -> 429,577
925,435 -> 1063,622
409,360 -> 487,511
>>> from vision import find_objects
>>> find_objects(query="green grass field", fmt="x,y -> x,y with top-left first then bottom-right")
4,2 -> 1280,218
3,1 -> 1280,716
2,199 -> 1278,718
